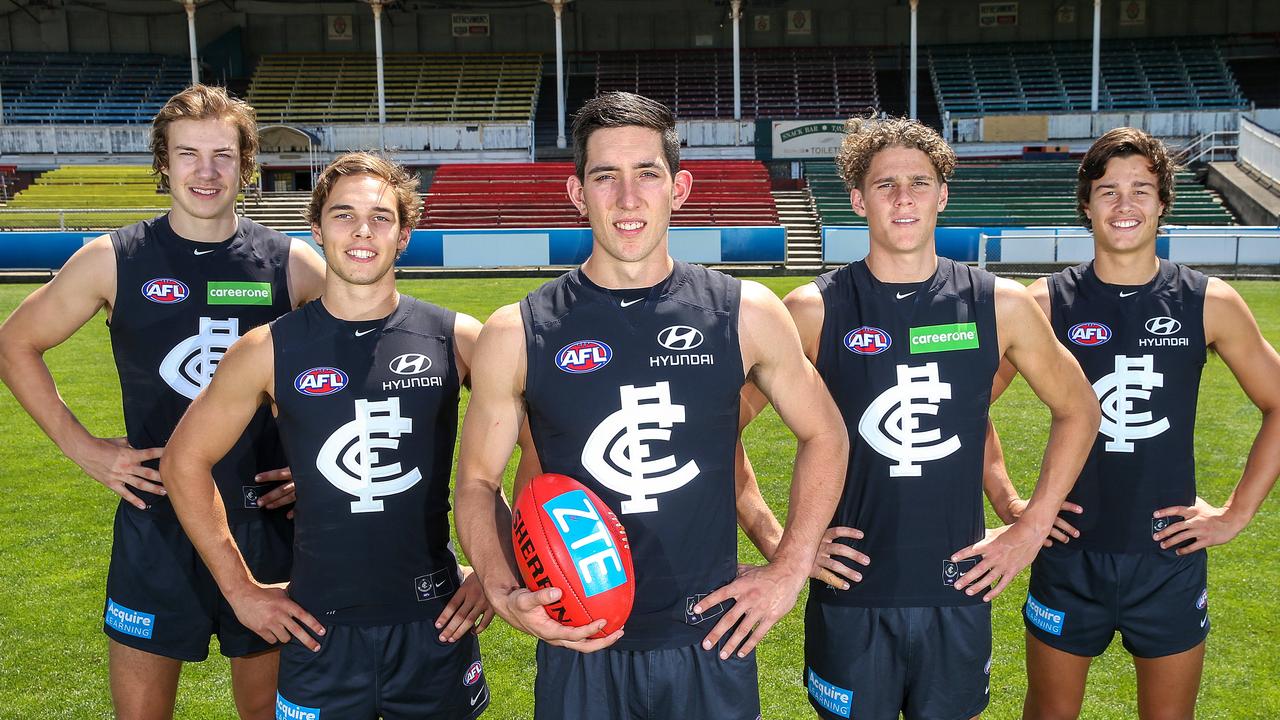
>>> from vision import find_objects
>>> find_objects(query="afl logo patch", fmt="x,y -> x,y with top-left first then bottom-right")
844,326 -> 892,355
141,278 -> 189,304
463,660 -> 483,686
555,340 -> 612,374
389,353 -> 432,376
1196,588 -> 1208,610
294,367 -> 348,396
1069,322 -> 1112,346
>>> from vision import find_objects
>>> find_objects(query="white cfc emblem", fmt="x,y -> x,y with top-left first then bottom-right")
159,317 -> 240,399
1092,354 -> 1169,452
858,362 -> 961,477
316,397 -> 422,513
581,381 -> 700,514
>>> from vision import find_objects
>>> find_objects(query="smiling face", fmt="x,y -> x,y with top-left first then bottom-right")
1084,154 -> 1165,255
311,173 -> 408,288
851,146 -> 948,255
567,125 -> 693,269
161,118 -> 242,223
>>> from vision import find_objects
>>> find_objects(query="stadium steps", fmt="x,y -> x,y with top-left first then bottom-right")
773,190 -> 823,271
239,191 -> 311,232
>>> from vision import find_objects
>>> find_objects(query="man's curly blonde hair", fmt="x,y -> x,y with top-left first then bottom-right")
834,116 -> 957,192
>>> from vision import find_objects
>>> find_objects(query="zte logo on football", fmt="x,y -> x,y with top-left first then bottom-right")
1069,322 -> 1112,346
555,340 -> 612,374
141,278 -> 189,304
844,326 -> 892,355
294,367 -> 348,396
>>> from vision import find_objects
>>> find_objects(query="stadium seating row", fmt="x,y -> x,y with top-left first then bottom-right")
0,165 -> 169,230
0,52 -> 189,125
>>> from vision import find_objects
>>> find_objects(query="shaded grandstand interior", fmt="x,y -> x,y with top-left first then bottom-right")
422,161 -> 779,228
805,160 -> 1238,227
0,166 -> 169,230
929,38 -> 1246,117
246,53 -> 542,124
0,52 -> 190,125
585,47 -> 880,120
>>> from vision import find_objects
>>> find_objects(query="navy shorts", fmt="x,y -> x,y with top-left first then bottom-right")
534,639 -> 760,720
804,600 -> 992,720
103,503 -> 292,661
276,618 -> 488,720
1024,546 -> 1209,658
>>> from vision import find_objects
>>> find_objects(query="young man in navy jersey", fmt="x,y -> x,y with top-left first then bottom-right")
163,152 -> 494,719
0,85 -> 325,720
455,91 -> 849,720
984,127 -> 1280,719
736,116 -> 1101,720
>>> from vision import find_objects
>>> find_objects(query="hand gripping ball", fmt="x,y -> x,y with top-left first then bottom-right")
511,473 -> 634,637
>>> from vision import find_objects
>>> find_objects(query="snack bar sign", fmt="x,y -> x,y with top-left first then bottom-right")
772,121 -> 846,159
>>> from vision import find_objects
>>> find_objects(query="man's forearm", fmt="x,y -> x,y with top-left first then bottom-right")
456,482 -> 524,600
165,458 -> 258,597
736,446 -> 784,560
770,429 -> 848,574
1020,409 -> 1096,532
0,347 -> 96,457
1224,410 -> 1280,523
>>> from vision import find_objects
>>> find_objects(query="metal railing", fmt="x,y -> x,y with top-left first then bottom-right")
979,230 -> 1280,279
1240,117 -> 1280,188
1176,130 -> 1239,164
0,206 -> 168,231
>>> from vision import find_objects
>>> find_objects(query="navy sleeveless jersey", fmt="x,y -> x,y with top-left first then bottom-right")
1048,260 -> 1207,553
522,262 -> 744,650
109,214 -> 294,521
272,296 -> 462,625
812,258 -> 999,608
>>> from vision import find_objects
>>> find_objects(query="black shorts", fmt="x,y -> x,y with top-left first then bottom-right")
1024,546 -> 1209,658
276,618 -> 488,720
534,639 -> 760,720
804,600 -> 992,720
103,503 -> 292,661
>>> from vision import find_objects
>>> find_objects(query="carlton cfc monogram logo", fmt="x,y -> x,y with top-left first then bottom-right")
316,397 -> 422,513
159,317 -> 239,399
581,381 -> 699,514
1092,354 -> 1170,452
858,362 -> 961,476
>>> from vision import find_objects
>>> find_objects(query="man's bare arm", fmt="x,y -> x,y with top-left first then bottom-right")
1153,278 -> 1280,553
696,280 -> 849,659
0,236 -> 165,508
952,278 -> 1099,600
454,303 -> 621,652
286,239 -> 327,308
162,325 -> 325,649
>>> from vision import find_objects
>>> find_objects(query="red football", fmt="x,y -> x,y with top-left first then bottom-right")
511,473 -> 634,637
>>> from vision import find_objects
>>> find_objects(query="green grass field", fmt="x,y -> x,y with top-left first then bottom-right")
1,277 -> 1277,719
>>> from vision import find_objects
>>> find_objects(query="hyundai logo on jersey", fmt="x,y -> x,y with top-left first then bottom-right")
844,326 -> 892,355
657,325 -> 704,350
294,367 -> 348,396
1144,316 -> 1182,336
464,661 -> 483,686
141,278 -> 189,304
1069,321 -> 1112,346
389,353 -> 432,376
555,340 -> 613,374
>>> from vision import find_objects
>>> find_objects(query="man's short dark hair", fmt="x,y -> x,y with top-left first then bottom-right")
571,92 -> 680,179
1076,127 -> 1178,229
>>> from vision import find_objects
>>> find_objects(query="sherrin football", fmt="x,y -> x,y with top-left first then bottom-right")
511,473 -> 634,637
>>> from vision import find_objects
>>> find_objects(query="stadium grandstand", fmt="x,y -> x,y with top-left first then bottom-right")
0,52 -> 189,124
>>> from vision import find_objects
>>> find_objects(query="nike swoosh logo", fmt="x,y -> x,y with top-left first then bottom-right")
896,291 -> 916,299
620,298 -> 643,307
1119,291 -> 1138,297
355,328 -> 376,337
193,249 -> 215,256
434,579 -> 447,588
470,687 -> 486,706
1201,614 -> 1208,628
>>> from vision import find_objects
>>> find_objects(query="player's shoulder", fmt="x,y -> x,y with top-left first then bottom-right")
1203,275 -> 1250,317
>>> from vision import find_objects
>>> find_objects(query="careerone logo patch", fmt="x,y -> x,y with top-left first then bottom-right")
208,281 -> 272,306
909,322 -> 979,354
275,692 -> 320,720
141,278 -> 189,304
105,598 -> 155,639
807,667 -> 852,718
1025,593 -> 1066,636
